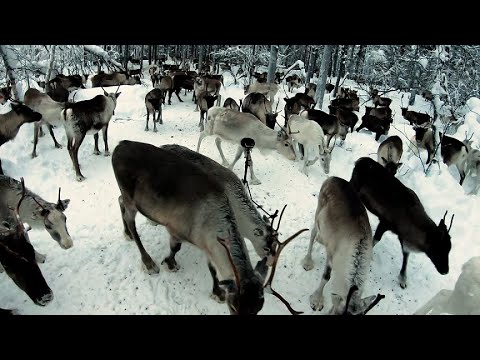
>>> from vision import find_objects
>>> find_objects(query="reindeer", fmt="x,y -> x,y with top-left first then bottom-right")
0,81 -> 12,105
329,106 -> 359,134
463,141 -> 480,194
223,98 -> 241,112
111,140 -> 308,315
61,86 -> 121,181
24,88 -> 65,158
144,89 -> 164,132
377,135 -> 403,175
287,115 -> 334,175
305,83 -> 317,98
302,176 -> 385,314
0,101 -> 42,174
300,108 -> 348,147
0,178 -> 53,314
193,76 -> 222,110
364,106 -> 392,121
372,94 -> 392,108
241,92 -> 281,129
197,91 -> 218,132
197,107 -> 296,185
440,132 -> 470,185
350,157 -> 453,288
356,114 -> 391,141
244,81 -> 279,103
284,94 -> 316,127
91,71 -> 128,88
400,95 -> 431,126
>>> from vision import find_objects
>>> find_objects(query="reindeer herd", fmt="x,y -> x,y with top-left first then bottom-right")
0,58 -> 474,315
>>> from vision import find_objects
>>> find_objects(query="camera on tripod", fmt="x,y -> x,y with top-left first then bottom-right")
241,137 -> 255,150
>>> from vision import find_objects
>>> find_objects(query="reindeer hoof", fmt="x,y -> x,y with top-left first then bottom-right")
31,153 -> 37,159
144,127 -> 149,132
251,178 -> 262,185
399,275 -> 407,289
55,143 -> 63,149
76,175 -> 86,182
302,257 -> 314,271
104,151 -> 110,157
143,261 -> 160,275
153,128 -> 158,133
310,294 -> 324,311
123,231 -> 133,241
0,308 -> 20,315
94,150 -> 100,155
210,291 -> 226,304
161,258 -> 180,272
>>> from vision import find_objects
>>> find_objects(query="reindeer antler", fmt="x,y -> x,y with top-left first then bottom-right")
263,228 -> 309,315
343,285 -> 359,315
363,294 -> 386,315
217,237 -> 241,291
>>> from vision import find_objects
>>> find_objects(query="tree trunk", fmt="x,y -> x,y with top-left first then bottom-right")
346,45 -> 355,76
44,45 -> 57,94
314,45 -> 333,110
148,45 -> 152,65
0,45 -> 19,100
306,49 -> 317,84
140,45 -> 144,70
354,45 -> 366,80
409,46 -> 420,106
330,45 -> 339,78
267,45 -> 278,84
198,45 -> 204,74
123,45 -> 129,70
334,46 -> 347,96
249,45 -> 256,84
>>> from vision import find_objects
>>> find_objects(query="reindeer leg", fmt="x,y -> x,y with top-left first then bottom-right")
35,250 -> 46,264
197,132 -> 208,153
122,201 -> 159,274
167,89 -> 173,105
216,94 -> 221,107
199,111 -> 204,131
216,138 -> 231,167
161,235 -> 182,272
38,125 -> 45,137
145,108 -> 149,131
0,262 -> 4,272
174,88 -> 183,103
208,261 -> 226,303
458,165 -> 466,185
102,125 -> 110,156
47,124 -> 62,149
246,149 -> 261,185
93,133 -> 101,155
310,255 -> 332,311
399,243 -> 409,289
292,139 -> 302,161
302,220 -> 319,271
158,108 -> 163,125
32,122 -> 41,158
0,159 -> 2,175
153,112 -> 158,133
118,195 -> 132,240
373,220 -> 389,247
72,134 -> 86,181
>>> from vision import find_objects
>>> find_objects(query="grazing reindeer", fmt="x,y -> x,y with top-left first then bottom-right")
111,140 -> 307,315
440,132 -> 470,185
350,157 -> 453,288
223,98 -> 241,112
241,92 -> 281,129
0,178 -> 53,314
197,91 -> 218,132
356,114 -> 391,141
193,76 -> 222,110
287,115 -> 334,175
160,144 -> 283,262
300,108 -> 348,147
329,106 -> 359,134
24,88 -> 65,158
0,101 -> 42,174
377,135 -> 403,175
61,86 -> 121,181
144,89 -> 164,132
302,176 -> 385,315
244,81 -> 279,103
284,94 -> 316,127
197,107 -> 296,185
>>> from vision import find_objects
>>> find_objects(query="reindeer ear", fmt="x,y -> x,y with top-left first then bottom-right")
115,92 -> 122,98
103,90 -> 109,96
57,199 -> 70,211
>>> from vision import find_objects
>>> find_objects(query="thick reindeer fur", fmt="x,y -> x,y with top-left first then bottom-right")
0,103 -> 42,147
242,92 -> 278,130
377,135 -> 403,175
24,88 -> 66,158
244,82 -> 279,103
302,177 -> 378,315
350,157 -> 452,288
145,89 -> 164,132
288,115 -> 332,175
0,174 -> 73,252
160,144 -> 277,261
62,91 -> 120,181
197,107 -> 295,185
111,140 -> 269,314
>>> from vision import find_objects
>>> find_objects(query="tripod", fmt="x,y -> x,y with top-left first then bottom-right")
240,137 -> 255,185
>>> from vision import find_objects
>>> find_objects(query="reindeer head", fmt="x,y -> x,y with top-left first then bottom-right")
330,285 -> 385,315
10,101 -> 43,123
32,188 -> 73,249
426,211 -> 454,275
319,139 -> 335,174
0,178 -> 53,306
218,228 -> 309,315
276,128 -> 296,161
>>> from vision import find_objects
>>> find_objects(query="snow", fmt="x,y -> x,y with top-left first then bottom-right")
0,70 -> 479,315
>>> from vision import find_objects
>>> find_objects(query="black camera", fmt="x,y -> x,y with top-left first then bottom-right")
241,137 -> 255,149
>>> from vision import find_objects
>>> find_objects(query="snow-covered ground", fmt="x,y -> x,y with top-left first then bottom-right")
1,67 -> 479,315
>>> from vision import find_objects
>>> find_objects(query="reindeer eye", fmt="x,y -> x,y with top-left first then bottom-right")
285,144 -> 289,147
